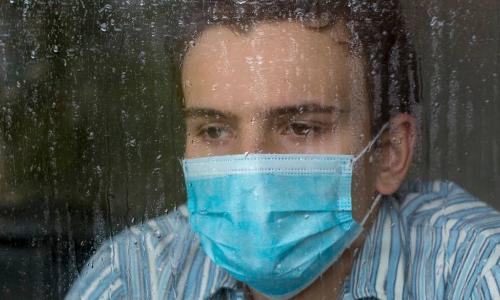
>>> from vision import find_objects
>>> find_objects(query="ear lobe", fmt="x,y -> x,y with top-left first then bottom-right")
375,113 -> 416,195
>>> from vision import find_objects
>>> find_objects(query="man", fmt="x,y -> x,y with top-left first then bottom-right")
67,1 -> 500,299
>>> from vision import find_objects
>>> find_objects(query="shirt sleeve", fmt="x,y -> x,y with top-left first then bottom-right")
436,191 -> 500,300
65,215 -> 180,300
65,236 -> 128,300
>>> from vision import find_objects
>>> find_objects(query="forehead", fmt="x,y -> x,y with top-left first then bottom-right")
181,21 -> 366,113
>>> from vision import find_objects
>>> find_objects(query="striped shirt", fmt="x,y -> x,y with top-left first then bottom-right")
66,181 -> 500,299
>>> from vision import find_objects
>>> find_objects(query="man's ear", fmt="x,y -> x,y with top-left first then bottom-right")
375,113 -> 416,195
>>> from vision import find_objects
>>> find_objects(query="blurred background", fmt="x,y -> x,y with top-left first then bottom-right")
0,0 -> 498,298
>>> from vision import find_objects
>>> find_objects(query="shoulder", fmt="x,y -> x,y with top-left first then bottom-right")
66,206 -> 196,300
398,180 -> 500,232
396,180 -> 500,298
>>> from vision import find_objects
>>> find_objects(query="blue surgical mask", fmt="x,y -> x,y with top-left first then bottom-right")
182,124 -> 388,299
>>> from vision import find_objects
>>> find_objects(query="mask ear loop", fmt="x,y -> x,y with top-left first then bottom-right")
352,122 -> 390,163
360,193 -> 383,227
350,123 -> 389,228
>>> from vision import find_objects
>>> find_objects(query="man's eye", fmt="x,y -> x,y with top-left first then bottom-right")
281,122 -> 324,138
198,124 -> 234,141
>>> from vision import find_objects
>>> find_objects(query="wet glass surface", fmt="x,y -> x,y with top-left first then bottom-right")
0,0 -> 498,298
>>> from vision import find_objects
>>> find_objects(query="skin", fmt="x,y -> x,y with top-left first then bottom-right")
182,21 -> 416,299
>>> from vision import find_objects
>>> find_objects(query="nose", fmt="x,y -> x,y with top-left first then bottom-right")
237,121 -> 268,154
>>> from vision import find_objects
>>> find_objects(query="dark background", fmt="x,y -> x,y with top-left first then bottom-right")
0,0 -> 498,298
404,0 -> 500,209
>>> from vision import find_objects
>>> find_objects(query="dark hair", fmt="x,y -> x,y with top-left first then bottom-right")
165,0 -> 420,132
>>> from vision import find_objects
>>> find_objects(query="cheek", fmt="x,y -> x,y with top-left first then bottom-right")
184,142 -> 221,158
344,105 -> 372,153
184,137 -> 228,158
184,131 -> 213,158
350,156 -> 378,222
266,134 -> 341,154
184,137 -> 199,158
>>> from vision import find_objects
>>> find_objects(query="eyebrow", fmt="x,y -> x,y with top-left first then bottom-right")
184,108 -> 237,120
268,104 -> 343,118
184,104 -> 343,120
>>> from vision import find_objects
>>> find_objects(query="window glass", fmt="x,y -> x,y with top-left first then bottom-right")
404,0 -> 500,207
0,2 -> 185,297
0,0 -> 498,298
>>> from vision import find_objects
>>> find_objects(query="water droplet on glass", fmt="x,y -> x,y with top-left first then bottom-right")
100,23 -> 108,32
255,55 -> 264,65
127,138 -> 136,147
470,34 -> 477,44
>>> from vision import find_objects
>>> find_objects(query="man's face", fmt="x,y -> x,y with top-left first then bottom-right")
182,21 -> 372,159
181,21 -> 379,223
